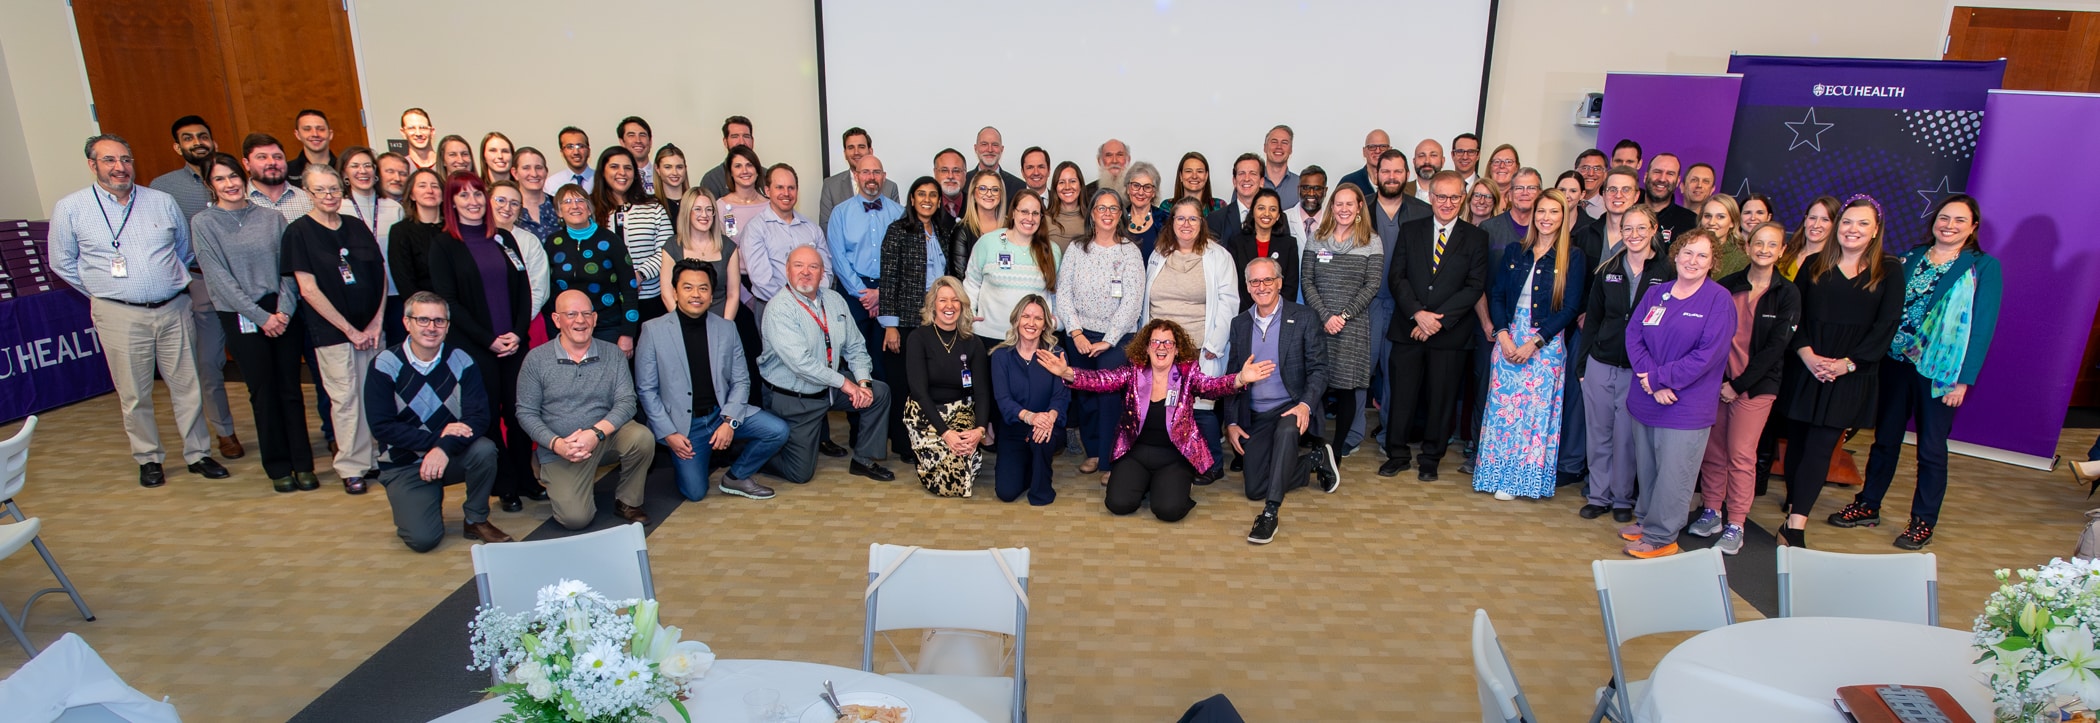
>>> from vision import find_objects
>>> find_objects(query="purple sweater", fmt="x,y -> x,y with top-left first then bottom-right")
458,224 -> 515,337
1624,280 -> 1736,429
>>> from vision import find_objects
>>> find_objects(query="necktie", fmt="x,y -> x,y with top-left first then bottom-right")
863,200 -> 882,212
1433,228 -> 1447,272
1303,217 -> 1316,238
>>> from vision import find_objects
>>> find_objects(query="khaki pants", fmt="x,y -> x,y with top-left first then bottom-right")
541,421 -> 653,530
314,342 -> 379,479
89,296 -> 210,465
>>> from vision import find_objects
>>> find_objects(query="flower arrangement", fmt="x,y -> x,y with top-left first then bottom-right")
469,580 -> 715,723
1975,558 -> 2100,722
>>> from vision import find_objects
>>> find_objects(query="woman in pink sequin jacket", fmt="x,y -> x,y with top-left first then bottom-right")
1038,318 -> 1274,521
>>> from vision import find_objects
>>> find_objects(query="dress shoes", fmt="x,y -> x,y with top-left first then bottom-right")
270,475 -> 296,493
1376,458 -> 1410,477
293,471 -> 321,491
818,439 -> 849,458
139,462 -> 166,488
187,457 -> 231,479
342,476 -> 368,495
500,496 -> 524,513
850,461 -> 896,481
1578,504 -> 1609,519
1417,467 -> 1439,482
463,521 -> 514,543
217,434 -> 245,459
615,501 -> 650,524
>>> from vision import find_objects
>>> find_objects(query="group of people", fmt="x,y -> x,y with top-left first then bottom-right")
46,108 -> 2002,552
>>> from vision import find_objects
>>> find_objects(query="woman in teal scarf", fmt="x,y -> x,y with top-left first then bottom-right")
1830,194 -> 2001,550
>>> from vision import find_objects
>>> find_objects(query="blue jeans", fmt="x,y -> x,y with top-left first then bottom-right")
1065,331 -> 1130,460
670,408 -> 790,501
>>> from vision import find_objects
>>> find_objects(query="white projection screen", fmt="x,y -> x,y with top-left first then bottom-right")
817,0 -> 1496,188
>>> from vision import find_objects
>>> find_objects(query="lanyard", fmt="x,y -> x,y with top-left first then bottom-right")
347,193 -> 370,225
789,290 -> 834,368
94,189 -> 134,248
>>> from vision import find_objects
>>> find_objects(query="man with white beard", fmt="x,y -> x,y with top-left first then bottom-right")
758,246 -> 895,484
933,148 -> 969,220
1085,138 -> 1130,200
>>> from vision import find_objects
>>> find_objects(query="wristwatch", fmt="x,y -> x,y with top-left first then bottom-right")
1844,360 -> 1856,373
590,427 -> 607,441
727,417 -> 742,430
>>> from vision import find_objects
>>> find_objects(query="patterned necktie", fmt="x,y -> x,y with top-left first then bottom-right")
1433,227 -> 1448,272
1303,216 -> 1316,238
863,200 -> 882,212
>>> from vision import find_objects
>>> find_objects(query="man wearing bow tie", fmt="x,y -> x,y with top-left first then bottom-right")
827,154 -> 904,456
1225,257 -> 1339,545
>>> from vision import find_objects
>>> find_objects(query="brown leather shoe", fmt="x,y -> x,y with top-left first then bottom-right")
615,501 -> 650,525
463,521 -> 513,543
217,434 -> 246,459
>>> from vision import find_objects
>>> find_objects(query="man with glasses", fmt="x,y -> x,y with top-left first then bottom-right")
1403,139 -> 1445,202
546,126 -> 594,193
825,155 -> 898,403
1450,133 -> 1482,186
1207,153 -> 1265,240
933,148 -> 970,220
365,291 -> 513,551
1261,125 -> 1300,209
52,134 -> 228,487
1336,129 -> 1390,201
1642,153 -> 1698,246
698,115 -> 756,197
1225,257 -> 1339,544
817,127 -> 898,229
286,109 -> 335,189
971,126 -> 1025,208
399,108 -> 437,171
1282,166 -> 1328,247
517,290 -> 654,529
1576,167 -> 1644,264
1576,149 -> 1610,219
1380,171 -> 1489,480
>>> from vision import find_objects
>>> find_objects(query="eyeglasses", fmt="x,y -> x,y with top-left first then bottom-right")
1247,277 -> 1281,287
1510,185 -> 1541,193
1363,144 -> 1391,153
1470,193 -> 1494,202
561,143 -> 588,151
1431,194 -> 1464,203
1127,183 -> 1156,193
1451,148 -> 1480,156
974,185 -> 1000,194
1488,159 -> 1517,168
1093,205 -> 1121,214
553,310 -> 597,320
1014,209 -> 1042,218
1148,339 -> 1176,348
406,316 -> 450,328
309,187 -> 343,197
559,197 -> 591,207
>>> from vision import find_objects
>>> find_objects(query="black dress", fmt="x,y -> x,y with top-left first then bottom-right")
1782,256 -> 1903,429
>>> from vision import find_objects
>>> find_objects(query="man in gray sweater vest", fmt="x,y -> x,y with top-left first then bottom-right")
516,290 -> 655,530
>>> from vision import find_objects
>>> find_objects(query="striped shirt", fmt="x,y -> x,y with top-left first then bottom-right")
49,184 -> 194,303
613,202 -> 673,301
248,183 -> 313,223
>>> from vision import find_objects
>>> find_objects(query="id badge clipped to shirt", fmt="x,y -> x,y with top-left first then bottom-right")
722,215 -> 738,238
1641,305 -> 1667,326
1316,250 -> 1334,264
337,249 -> 357,285
1109,278 -> 1124,298
109,254 -> 130,278
958,354 -> 973,389
504,246 -> 525,271
997,253 -> 1013,271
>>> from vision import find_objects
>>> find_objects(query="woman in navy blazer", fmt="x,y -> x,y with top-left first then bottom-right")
990,295 -> 1071,505
1836,194 -> 2002,550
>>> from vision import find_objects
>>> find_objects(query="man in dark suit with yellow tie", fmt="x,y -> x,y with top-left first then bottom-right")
1380,171 -> 1489,481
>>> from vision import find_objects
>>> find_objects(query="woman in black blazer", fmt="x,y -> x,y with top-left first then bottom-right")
1225,189 -> 1300,312
877,176 -> 960,462
425,172 -> 543,511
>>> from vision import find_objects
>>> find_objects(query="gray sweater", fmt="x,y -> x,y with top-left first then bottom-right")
516,337 -> 638,463
190,203 -> 297,325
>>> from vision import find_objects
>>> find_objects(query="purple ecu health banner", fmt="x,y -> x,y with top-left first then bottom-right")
1598,72 -> 1742,192
1953,90 -> 2100,467
0,288 -> 114,424
1721,56 -> 2005,252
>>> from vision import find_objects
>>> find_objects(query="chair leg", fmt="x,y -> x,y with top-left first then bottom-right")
0,598 -> 35,658
1586,678 -> 1617,723
8,500 -> 94,622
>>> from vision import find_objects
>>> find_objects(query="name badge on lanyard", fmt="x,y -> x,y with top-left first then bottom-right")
503,245 -> 525,271
1109,278 -> 1124,298
338,248 -> 357,285
959,354 -> 973,388
1164,368 -> 1180,408
998,253 -> 1013,271
1641,305 -> 1666,326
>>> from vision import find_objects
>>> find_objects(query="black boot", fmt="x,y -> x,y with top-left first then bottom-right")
1779,526 -> 1807,549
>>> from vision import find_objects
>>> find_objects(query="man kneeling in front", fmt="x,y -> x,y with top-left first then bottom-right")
518,289 -> 655,529
638,259 -> 790,500
365,291 -> 512,551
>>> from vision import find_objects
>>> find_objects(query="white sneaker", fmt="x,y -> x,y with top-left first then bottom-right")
1493,491 -> 1515,501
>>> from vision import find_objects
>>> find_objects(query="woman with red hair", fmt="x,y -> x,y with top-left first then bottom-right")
427,171 -> 545,511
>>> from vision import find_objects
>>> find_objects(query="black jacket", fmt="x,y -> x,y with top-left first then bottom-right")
1385,218 -> 1489,349
386,218 -> 445,297
879,211 -> 959,330
1578,250 -> 1673,375
426,229 -> 533,358
1715,270 -> 1801,397
1226,230 -> 1301,313
1225,301 -> 1328,430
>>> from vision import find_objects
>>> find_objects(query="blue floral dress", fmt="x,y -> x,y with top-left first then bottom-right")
1475,267 -> 1567,498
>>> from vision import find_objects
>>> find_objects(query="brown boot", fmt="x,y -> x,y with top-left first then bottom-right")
463,521 -> 514,543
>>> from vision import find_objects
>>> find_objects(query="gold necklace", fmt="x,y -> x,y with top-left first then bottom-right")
936,325 -> 959,354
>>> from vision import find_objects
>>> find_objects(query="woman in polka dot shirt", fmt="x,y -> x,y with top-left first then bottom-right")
543,182 -> 640,354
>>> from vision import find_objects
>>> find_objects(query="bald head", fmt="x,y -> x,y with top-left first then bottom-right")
551,289 -> 596,344
1413,139 -> 1445,181
853,154 -> 886,199
786,246 -> 826,297
1362,129 -> 1391,171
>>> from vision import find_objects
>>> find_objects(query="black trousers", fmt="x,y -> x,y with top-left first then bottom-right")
219,311 -> 314,478
1783,422 -> 1848,519
878,334 -> 913,456
1243,404 -> 1321,505
470,346 -> 537,499
1385,340 -> 1466,467
1106,443 -> 1196,522
996,419 -> 1060,505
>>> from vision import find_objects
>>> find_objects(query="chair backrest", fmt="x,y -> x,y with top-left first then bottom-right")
864,544 -> 1031,723
1777,547 -> 1937,625
470,522 -> 653,615
0,416 -> 36,504
1471,609 -> 1537,723
0,632 -> 180,722
1592,548 -> 1733,718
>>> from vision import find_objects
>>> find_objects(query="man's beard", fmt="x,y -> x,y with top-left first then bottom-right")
1302,199 -> 1322,215
790,281 -> 820,297
1416,166 -> 1436,180
1378,182 -> 1404,200
183,146 -> 214,167
256,168 -> 287,186
1096,168 -> 1124,193
940,185 -> 961,198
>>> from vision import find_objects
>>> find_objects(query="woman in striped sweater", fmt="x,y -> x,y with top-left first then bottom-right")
590,147 -> 673,324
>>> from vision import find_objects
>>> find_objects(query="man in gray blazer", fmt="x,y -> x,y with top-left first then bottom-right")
1225,257 -> 1340,545
637,259 -> 791,500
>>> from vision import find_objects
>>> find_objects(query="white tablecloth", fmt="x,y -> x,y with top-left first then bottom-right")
1635,617 -> 1992,723
428,659 -> 988,723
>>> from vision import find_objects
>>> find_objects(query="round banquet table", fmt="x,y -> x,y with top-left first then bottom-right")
1634,616 -> 1992,723
427,659 -> 989,723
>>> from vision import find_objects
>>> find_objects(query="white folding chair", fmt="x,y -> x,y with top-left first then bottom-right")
0,632 -> 180,723
1588,547 -> 1733,723
863,544 -> 1029,723
1472,609 -> 1539,723
1777,547 -> 1937,625
0,416 -> 95,648
470,523 -> 654,683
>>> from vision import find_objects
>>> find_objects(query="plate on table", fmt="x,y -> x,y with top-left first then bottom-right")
798,691 -> 911,723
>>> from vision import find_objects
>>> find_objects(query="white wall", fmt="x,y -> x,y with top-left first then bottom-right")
347,0 -> 822,212
0,2 -> 96,220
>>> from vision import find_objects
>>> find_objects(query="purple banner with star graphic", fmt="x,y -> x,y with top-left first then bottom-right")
1720,56 -> 2005,252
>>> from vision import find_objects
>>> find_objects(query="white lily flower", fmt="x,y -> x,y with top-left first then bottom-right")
2032,627 -> 2100,705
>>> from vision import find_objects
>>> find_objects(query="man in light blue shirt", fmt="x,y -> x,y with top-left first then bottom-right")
757,246 -> 893,484
826,155 -> 900,326
739,164 -> 831,319
49,134 -> 227,487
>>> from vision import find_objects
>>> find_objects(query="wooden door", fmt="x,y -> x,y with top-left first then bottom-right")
70,0 -> 366,183
1945,7 -> 2100,405
70,0 -> 239,183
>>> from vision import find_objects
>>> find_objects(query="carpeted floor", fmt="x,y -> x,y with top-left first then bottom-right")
0,382 -> 2092,721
